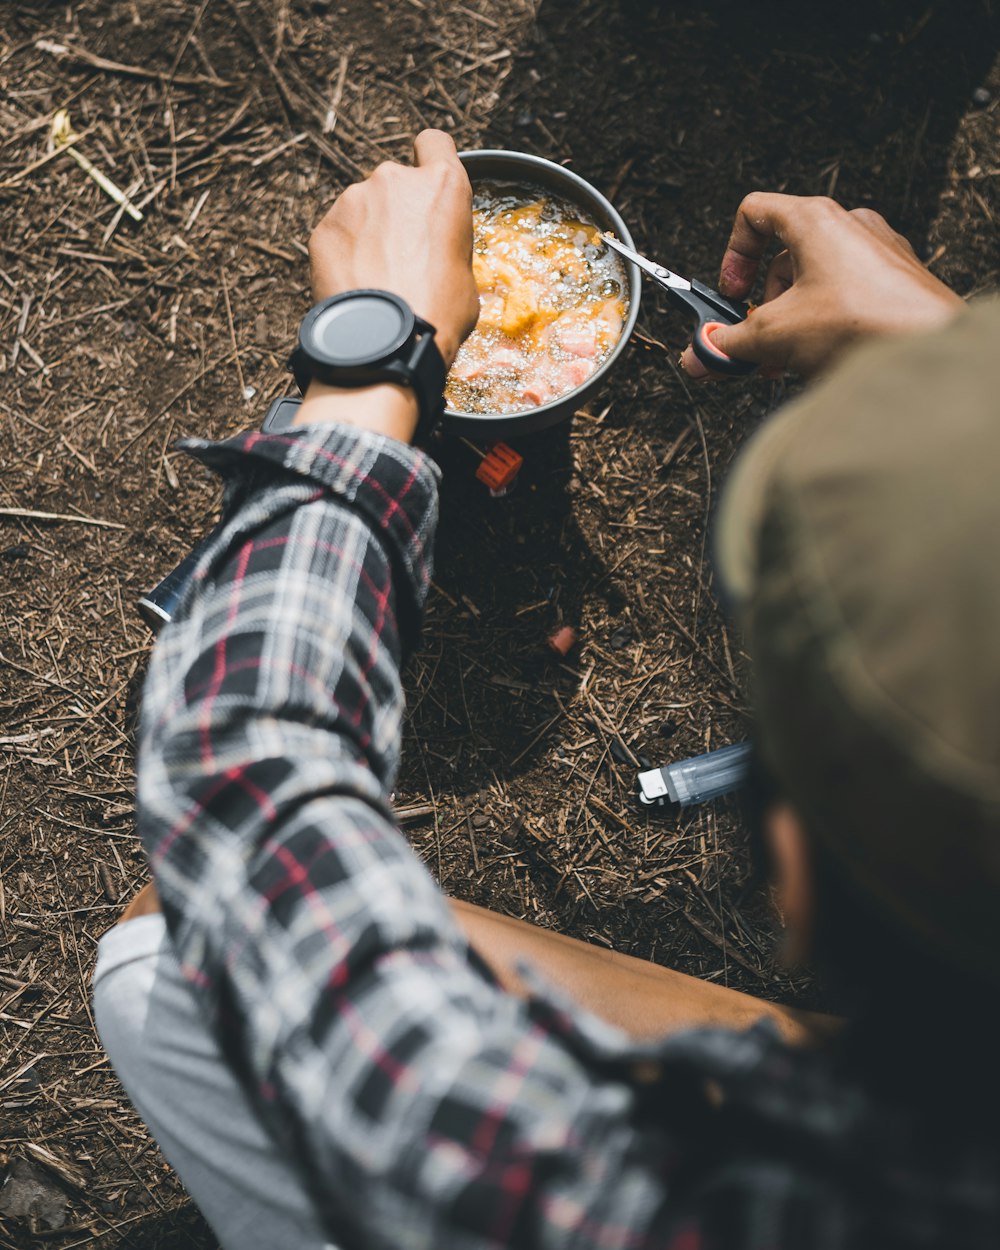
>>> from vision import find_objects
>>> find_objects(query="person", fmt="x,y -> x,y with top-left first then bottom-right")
93,130 -> 1000,1249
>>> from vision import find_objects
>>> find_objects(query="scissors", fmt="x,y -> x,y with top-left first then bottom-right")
601,233 -> 755,377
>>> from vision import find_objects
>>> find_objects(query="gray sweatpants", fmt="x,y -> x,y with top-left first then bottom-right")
93,915 -> 338,1250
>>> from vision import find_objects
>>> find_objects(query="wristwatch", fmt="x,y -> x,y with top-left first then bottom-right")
288,289 -> 447,441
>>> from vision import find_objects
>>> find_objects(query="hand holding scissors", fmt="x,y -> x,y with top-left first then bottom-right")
633,195 -> 962,381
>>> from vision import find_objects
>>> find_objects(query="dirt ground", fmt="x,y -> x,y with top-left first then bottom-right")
1,0 -> 999,1243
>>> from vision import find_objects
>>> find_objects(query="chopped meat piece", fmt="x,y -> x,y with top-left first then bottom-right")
450,356 -> 484,382
489,347 -> 523,370
554,358 -> 594,391
552,314 -> 598,359
491,257 -> 522,290
519,359 -> 593,407
595,298 -> 624,341
454,346 -> 523,381
477,292 -> 505,331
501,282 -> 541,338
519,376 -> 555,407
472,254 -> 495,291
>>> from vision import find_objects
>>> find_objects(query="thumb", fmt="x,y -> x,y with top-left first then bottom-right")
413,128 -> 460,166
701,317 -> 759,367
680,319 -> 759,381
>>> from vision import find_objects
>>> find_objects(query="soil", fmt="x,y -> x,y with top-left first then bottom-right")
1,0 -> 999,1244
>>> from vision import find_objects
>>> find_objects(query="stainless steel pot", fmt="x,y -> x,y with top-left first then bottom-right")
442,149 -> 641,440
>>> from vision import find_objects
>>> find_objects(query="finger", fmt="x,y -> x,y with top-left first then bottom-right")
762,249 -> 794,304
717,191 -> 800,296
413,128 -> 460,166
680,330 -> 751,382
718,192 -> 839,298
679,345 -> 711,381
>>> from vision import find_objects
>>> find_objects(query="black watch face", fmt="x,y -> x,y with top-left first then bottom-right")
306,294 -> 411,366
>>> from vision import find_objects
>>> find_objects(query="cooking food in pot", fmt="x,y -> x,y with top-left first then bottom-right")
446,184 -> 629,415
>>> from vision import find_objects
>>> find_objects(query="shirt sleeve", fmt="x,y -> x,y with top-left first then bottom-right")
137,423 -> 696,1250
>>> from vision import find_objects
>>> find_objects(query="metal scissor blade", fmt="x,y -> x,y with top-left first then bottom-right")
601,232 -> 691,292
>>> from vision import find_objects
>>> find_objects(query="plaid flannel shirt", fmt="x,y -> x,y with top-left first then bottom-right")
138,424 -> 997,1250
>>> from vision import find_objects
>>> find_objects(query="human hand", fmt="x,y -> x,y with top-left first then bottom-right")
307,129 -> 479,370
680,193 -> 963,381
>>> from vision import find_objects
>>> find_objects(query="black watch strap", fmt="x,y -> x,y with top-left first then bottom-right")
289,308 -> 447,444
390,315 -> 447,442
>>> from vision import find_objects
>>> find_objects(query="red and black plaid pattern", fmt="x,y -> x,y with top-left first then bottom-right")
137,424 -> 1000,1250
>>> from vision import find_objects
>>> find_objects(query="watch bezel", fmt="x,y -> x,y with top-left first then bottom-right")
298,290 -> 416,370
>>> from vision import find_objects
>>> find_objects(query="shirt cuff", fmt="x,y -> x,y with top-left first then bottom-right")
177,423 -> 441,630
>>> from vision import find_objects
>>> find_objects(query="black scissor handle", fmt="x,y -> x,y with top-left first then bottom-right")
689,277 -> 750,323
680,280 -> 756,377
693,319 -> 756,376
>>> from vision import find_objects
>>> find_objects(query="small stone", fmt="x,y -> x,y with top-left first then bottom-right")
471,813 -> 489,830
973,86 -> 992,107
610,625 -> 633,650
609,737 -> 630,764
0,1160 -> 68,1231
1,544 -> 29,560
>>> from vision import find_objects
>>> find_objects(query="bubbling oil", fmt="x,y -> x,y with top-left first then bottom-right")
446,183 -> 629,415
